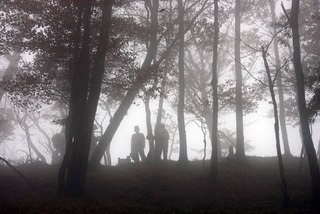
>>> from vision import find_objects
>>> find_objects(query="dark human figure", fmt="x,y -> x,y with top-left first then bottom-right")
89,124 -> 101,159
51,131 -> 66,164
89,133 -> 101,159
226,145 -> 236,161
154,123 -> 170,161
130,125 -> 146,163
228,145 -> 235,157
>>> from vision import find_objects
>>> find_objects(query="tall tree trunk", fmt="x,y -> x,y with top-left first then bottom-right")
262,47 -> 289,208
155,0 -> 172,128
269,0 -> 291,157
62,0 -> 92,196
145,92 -> 155,161
209,0 -> 219,182
145,0 -> 160,162
283,0 -> 320,201
234,0 -> 245,161
286,39 -> 304,149
155,68 -> 167,126
60,0 -> 114,197
58,1 -> 84,193
177,0 -> 188,164
317,140 -> 320,159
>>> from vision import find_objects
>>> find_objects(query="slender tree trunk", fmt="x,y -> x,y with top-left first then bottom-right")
209,0 -> 219,182
58,1 -> 84,193
30,113 -> 54,153
155,68 -> 167,126
317,140 -> 320,159
106,146 -> 111,166
269,0 -> 291,157
144,0 -> 160,162
145,92 -> 155,161
286,40 -> 304,149
13,107 -> 46,163
284,0 -> 320,201
262,47 -> 289,208
155,0 -> 171,129
104,103 -> 113,165
177,0 -> 188,164
25,126 -> 47,163
234,0 -> 245,161
169,128 -> 177,160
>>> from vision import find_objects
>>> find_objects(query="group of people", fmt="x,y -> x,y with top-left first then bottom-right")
130,123 -> 169,163
51,123 -> 169,165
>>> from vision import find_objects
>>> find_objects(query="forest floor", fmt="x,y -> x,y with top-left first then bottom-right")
0,156 -> 319,213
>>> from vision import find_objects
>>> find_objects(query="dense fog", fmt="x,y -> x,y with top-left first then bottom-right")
0,0 -> 320,212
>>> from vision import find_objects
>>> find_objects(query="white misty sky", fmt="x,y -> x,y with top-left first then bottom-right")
107,99 -> 320,165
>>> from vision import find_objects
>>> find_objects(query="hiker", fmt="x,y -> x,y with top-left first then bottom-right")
130,125 -> 146,163
154,123 -> 169,161
51,131 -> 66,164
89,132 -> 101,159
89,124 -> 101,158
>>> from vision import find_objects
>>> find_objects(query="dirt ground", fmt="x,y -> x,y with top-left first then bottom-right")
0,156 -> 319,213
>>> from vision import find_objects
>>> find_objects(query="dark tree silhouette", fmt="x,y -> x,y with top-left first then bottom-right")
262,46 -> 289,208
58,0 -> 114,196
209,0 -> 219,182
234,0 -> 245,162
177,0 -> 188,165
144,0 -> 159,162
268,0 -> 291,157
282,0 -> 320,201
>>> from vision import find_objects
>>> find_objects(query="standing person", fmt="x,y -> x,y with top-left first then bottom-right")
154,123 -> 170,161
51,130 -> 66,164
89,124 -> 101,159
130,125 -> 146,163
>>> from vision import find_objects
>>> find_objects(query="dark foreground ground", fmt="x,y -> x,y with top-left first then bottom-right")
0,156 -> 319,213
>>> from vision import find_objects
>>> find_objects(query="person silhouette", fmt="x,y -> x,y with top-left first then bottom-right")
51,130 -> 65,164
130,125 -> 146,163
154,123 -> 169,161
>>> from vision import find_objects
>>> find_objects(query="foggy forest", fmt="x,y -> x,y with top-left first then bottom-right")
1,0 -> 320,213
